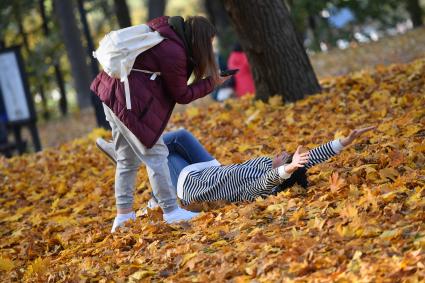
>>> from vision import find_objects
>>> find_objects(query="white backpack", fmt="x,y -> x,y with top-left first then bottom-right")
93,24 -> 164,110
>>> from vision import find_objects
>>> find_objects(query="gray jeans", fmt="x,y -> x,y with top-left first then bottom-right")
103,104 -> 178,213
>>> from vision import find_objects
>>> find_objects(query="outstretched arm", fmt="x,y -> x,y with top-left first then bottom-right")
272,126 -> 376,171
242,126 -> 376,200
305,126 -> 376,169
244,147 -> 310,199
339,126 -> 376,147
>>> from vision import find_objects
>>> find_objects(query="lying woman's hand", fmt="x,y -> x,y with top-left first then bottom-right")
284,146 -> 309,174
339,126 -> 376,147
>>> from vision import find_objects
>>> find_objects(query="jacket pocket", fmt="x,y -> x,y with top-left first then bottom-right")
129,74 -> 156,119
137,96 -> 154,119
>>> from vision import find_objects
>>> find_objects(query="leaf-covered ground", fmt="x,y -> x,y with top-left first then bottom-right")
1,58 -> 424,282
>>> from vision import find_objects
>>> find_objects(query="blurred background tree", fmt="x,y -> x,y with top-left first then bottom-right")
224,0 -> 321,102
147,0 -> 167,20
114,0 -> 132,28
53,0 -> 92,110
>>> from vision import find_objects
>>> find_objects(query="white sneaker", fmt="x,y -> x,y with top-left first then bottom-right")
163,207 -> 199,224
111,212 -> 136,233
96,137 -> 117,164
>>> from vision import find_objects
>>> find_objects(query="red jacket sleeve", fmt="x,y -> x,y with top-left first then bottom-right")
158,46 -> 214,104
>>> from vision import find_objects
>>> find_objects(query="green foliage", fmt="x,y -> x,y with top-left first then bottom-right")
1,0 -> 65,100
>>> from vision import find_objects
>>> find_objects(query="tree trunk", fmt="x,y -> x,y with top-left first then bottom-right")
77,0 -> 110,129
54,65 -> 68,115
223,0 -> 321,102
204,0 -> 236,58
148,0 -> 166,21
39,0 -> 68,116
114,0 -> 132,28
406,0 -> 423,27
38,85 -> 50,120
53,0 -> 92,109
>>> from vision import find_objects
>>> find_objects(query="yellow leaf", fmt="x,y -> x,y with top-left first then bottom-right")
0,257 -> 15,272
381,191 -> 398,202
413,144 -> 425,153
379,167 -> 399,181
234,275 -> 252,283
211,240 -> 228,248
29,213 -> 43,226
351,164 -> 377,173
181,252 -> 197,267
51,198 -> 60,210
217,112 -> 231,122
380,229 -> 400,240
237,144 -> 251,153
268,95 -> 283,107
329,172 -> 345,193
2,214 -> 23,222
186,107 -> 199,118
288,261 -> 309,276
24,257 -> 49,279
245,109 -> 260,125
290,207 -> 306,222
404,124 -> 421,137
307,217 -> 326,230
340,204 -> 359,222
266,203 -> 286,213
334,130 -> 347,139
128,270 -> 156,281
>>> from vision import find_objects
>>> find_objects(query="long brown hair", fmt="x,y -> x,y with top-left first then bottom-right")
186,16 -> 219,83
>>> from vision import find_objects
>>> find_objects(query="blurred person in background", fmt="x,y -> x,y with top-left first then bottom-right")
227,43 -> 255,97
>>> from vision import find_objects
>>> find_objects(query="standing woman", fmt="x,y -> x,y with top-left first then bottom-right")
90,16 -> 228,232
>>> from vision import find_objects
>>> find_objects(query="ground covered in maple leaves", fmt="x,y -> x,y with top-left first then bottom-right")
1,58 -> 424,282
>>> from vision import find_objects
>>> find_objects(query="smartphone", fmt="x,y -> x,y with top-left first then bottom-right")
220,69 -> 239,77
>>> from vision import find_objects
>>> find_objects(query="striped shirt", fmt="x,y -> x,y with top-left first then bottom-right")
177,140 -> 344,204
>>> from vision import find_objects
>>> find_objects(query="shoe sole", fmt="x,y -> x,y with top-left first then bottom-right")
95,141 -> 117,165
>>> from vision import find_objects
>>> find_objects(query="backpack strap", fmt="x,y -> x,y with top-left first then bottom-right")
121,60 -> 132,110
132,69 -> 161,80
122,68 -> 161,110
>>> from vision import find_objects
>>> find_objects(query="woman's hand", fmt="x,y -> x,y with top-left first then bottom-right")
284,146 -> 309,174
339,126 -> 376,147
214,75 -> 231,87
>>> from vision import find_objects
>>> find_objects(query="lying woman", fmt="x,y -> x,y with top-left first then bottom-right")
96,126 -> 374,208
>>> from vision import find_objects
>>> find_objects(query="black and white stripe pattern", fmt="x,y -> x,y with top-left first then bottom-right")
180,141 -> 340,204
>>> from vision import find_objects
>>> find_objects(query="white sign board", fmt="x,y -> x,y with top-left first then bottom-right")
0,51 -> 30,122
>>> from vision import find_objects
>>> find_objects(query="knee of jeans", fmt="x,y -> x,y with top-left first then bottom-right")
164,130 -> 180,144
164,129 -> 189,145
175,129 -> 193,141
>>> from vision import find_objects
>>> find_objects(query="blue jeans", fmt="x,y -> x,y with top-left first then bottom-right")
163,129 -> 215,188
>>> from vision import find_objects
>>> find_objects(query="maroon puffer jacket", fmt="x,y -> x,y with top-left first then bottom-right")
90,16 -> 214,148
